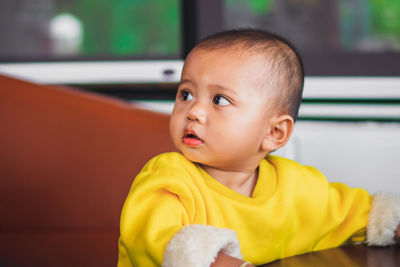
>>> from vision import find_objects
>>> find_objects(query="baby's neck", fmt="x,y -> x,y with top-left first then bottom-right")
200,165 -> 258,197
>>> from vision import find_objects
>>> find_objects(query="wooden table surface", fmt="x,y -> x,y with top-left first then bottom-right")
260,244 -> 400,267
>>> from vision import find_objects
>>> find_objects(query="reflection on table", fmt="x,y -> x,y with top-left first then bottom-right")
260,244 -> 400,267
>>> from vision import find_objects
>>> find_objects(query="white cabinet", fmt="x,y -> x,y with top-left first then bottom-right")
276,121 -> 400,194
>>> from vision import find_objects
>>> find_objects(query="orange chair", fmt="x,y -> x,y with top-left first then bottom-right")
0,74 -> 175,266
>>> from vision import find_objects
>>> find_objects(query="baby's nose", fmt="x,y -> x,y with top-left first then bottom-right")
186,102 -> 206,124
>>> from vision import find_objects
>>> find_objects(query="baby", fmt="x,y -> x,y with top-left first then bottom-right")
118,29 -> 400,267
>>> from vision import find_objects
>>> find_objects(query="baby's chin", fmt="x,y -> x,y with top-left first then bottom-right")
176,146 -> 239,169
177,149 -> 209,165
179,153 -> 224,170
179,150 -> 200,162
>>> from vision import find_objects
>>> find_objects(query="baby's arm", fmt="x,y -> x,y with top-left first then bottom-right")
120,190 -> 245,266
118,154 -> 244,266
211,253 -> 254,267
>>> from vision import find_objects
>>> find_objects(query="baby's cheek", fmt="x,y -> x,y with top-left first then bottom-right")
169,119 -> 180,142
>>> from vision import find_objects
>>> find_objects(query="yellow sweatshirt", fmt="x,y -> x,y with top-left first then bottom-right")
118,152 -> 373,266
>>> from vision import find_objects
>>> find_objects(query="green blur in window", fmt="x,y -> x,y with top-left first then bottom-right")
55,0 -> 181,58
224,0 -> 400,53
0,0 -> 181,59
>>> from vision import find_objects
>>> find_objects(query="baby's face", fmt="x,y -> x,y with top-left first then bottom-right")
169,48 -> 277,171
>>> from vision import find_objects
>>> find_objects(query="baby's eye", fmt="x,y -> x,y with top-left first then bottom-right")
181,90 -> 193,101
213,95 -> 230,106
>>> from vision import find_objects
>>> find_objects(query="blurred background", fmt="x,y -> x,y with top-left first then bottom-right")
0,0 -> 399,194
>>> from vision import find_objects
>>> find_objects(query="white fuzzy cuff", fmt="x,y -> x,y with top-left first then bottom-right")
367,192 -> 400,246
162,224 -> 243,267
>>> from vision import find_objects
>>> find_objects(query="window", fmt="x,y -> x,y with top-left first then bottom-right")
0,0 -> 183,85
0,0 -> 181,60
189,0 -> 400,76
1,0 -> 399,117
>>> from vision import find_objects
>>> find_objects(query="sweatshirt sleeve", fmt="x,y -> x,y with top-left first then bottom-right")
117,153 -> 242,267
118,175 -> 188,267
309,174 -> 400,250
311,181 -> 372,251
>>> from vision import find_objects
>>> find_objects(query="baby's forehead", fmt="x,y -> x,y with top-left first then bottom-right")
188,46 -> 279,86
190,47 -> 269,75
190,46 -> 276,70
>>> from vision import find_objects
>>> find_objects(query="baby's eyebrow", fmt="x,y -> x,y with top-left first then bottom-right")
209,84 -> 238,98
179,79 -> 194,86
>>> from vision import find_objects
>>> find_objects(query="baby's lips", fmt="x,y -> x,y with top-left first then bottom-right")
182,135 -> 204,146
184,128 -> 201,140
182,128 -> 204,146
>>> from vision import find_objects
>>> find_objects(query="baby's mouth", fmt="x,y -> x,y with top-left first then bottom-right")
185,133 -> 200,140
183,130 -> 203,146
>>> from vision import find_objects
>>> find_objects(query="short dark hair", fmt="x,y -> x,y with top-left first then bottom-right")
193,29 -> 304,121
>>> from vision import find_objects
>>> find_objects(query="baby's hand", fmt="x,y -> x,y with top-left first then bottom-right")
211,253 -> 254,267
395,224 -> 400,241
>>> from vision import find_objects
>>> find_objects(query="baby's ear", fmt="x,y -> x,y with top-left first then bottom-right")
261,115 -> 294,153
